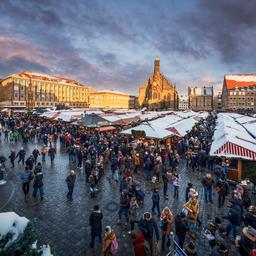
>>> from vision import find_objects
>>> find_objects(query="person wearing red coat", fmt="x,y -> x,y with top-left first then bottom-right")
131,230 -> 145,256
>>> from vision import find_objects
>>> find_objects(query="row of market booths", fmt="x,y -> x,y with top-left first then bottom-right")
39,108 -> 208,138
210,113 -> 256,181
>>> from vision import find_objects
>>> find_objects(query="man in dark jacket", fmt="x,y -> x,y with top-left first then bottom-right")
84,160 -> 92,183
175,212 -> 189,248
32,148 -> 40,164
65,170 -> 76,200
201,173 -> 214,203
151,188 -> 160,215
217,179 -> 229,208
32,163 -> 44,200
89,205 -> 103,248
118,192 -> 129,224
138,212 -> 160,256
48,146 -> 56,163
225,201 -> 242,239
16,147 -> 26,165
9,150 -> 16,168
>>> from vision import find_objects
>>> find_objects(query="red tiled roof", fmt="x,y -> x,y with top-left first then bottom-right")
225,74 -> 256,90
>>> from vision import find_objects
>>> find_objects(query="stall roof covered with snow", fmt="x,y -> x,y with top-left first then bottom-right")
210,113 -> 256,160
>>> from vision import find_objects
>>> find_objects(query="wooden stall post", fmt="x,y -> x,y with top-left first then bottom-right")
237,159 -> 242,180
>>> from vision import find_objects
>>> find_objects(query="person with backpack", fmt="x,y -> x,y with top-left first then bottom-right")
89,205 -> 103,248
20,165 -> 34,199
102,226 -> 118,256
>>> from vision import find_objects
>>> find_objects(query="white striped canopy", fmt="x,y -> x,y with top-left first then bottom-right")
210,113 -> 256,161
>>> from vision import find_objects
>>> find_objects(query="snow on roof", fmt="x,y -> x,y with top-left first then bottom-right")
225,74 -> 256,82
225,74 -> 256,90
166,117 -> 198,137
210,113 -> 256,160
0,212 -> 29,249
10,71 -> 86,87
91,90 -> 128,95
121,123 -> 174,139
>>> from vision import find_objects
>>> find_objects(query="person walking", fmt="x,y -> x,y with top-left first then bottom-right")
65,170 -> 76,200
9,150 -> 16,168
32,163 -> 44,200
224,201 -> 242,240
183,196 -> 200,239
16,147 -> 26,165
48,146 -> 56,164
172,174 -> 180,199
175,212 -> 189,248
138,212 -> 160,256
129,196 -> 139,233
32,148 -> 40,164
216,178 -> 229,208
160,207 -> 174,251
20,166 -> 33,199
102,226 -> 118,256
162,171 -> 169,200
41,145 -> 48,162
130,230 -> 146,256
118,192 -> 129,224
151,188 -> 160,216
201,173 -> 214,204
89,205 -> 103,248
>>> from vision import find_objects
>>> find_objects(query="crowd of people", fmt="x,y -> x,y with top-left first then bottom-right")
0,112 -> 255,256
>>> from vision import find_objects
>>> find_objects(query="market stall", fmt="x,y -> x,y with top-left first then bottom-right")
210,113 -> 256,180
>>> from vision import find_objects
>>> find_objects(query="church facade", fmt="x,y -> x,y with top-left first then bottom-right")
138,58 -> 178,110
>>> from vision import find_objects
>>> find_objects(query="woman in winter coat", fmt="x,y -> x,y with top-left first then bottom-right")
129,196 -> 139,232
102,226 -> 117,256
160,207 -> 174,251
131,230 -> 145,256
183,196 -> 200,238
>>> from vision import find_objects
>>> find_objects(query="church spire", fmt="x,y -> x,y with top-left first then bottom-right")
154,57 -> 160,75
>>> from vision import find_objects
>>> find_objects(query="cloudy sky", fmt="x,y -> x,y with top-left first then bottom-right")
0,0 -> 255,95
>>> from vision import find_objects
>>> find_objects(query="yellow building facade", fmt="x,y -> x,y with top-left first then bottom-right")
0,71 -> 90,108
89,90 -> 133,109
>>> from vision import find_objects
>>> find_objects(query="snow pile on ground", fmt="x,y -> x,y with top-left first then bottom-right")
0,212 -> 29,249
41,244 -> 53,256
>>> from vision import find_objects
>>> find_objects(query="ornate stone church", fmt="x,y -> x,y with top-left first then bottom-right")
138,58 -> 178,110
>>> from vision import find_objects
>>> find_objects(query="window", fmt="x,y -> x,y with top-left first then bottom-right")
20,86 -> 24,91
14,85 -> 19,91
20,93 -> 24,98
14,93 -> 19,98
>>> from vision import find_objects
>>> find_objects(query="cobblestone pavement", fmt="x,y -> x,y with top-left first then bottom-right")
0,139 -> 239,256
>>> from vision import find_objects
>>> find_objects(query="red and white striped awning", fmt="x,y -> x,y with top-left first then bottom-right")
213,141 -> 256,161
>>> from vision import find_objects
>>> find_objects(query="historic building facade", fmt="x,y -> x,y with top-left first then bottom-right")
0,71 -> 90,108
89,90 -> 137,109
222,74 -> 256,113
138,58 -> 178,110
188,86 -> 213,111
178,95 -> 189,110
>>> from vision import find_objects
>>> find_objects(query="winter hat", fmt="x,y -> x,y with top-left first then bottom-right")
243,227 -> 256,242
105,226 -> 112,234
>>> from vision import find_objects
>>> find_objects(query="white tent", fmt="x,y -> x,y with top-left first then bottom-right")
121,123 -> 174,139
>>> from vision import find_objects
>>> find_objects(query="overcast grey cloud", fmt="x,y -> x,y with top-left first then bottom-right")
0,0 -> 255,94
